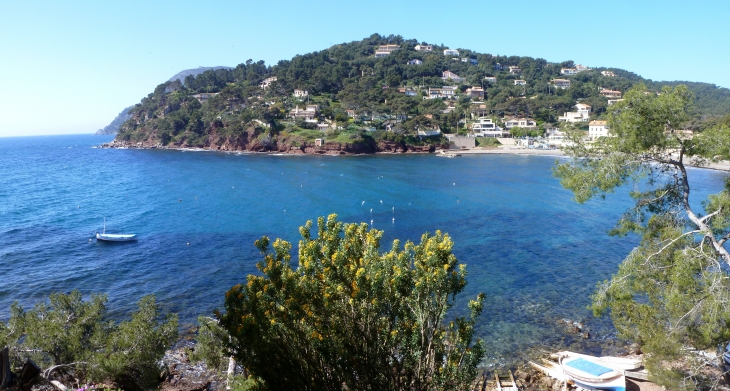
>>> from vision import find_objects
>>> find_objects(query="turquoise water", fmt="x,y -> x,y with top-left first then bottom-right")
1,134 -> 727,365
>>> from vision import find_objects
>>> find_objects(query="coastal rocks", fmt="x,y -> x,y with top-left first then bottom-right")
160,345 -> 225,391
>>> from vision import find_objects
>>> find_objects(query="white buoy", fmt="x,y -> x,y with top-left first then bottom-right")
380,200 -> 383,204
362,201 -> 365,205
453,183 -> 456,186
187,242 -> 190,246
370,208 -> 372,213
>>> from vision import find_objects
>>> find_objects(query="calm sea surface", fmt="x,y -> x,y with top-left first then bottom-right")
1,134 -> 727,365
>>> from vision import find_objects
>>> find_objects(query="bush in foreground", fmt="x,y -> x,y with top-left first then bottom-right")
218,215 -> 485,391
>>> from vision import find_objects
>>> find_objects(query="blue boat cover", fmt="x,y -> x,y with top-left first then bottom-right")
565,358 -> 613,376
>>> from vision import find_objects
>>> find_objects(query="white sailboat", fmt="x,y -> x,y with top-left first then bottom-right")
96,218 -> 137,242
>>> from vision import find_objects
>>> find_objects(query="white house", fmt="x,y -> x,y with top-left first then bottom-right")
561,68 -> 577,75
417,126 -> 442,137
588,120 -> 610,140
607,99 -> 625,106
293,89 -> 308,98
260,76 -> 277,89
575,64 -> 590,72
428,86 -> 458,99
514,79 -> 526,86
575,103 -> 592,116
484,76 -> 497,83
508,66 -> 521,74
471,117 -> 507,137
503,117 -> 537,129
288,105 -> 319,123
407,59 -> 423,65
552,79 -> 571,89
415,44 -> 433,52
443,48 -> 460,56
375,44 -> 399,57
442,70 -> 465,83
601,71 -> 617,77
190,92 -> 219,103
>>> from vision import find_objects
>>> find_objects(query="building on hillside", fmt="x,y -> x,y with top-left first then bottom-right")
484,76 -> 497,83
514,79 -> 526,86
442,70 -> 465,83
494,63 -> 503,71
601,70 -> 617,77
503,117 -> 537,129
288,105 -> 318,123
345,109 -> 356,118
600,89 -> 622,98
575,103 -> 592,116
561,68 -> 577,75
375,44 -> 399,57
471,117 -> 508,137
552,78 -> 571,89
259,77 -> 277,89
428,86 -> 458,99
415,44 -> 433,52
397,87 -> 418,96
443,48 -> 460,56
471,103 -> 488,117
588,120 -> 610,140
407,59 -> 423,65
575,64 -> 590,72
417,126 -> 442,137
190,92 -> 219,103
293,89 -> 308,98
465,86 -> 484,100
508,66 -> 521,74
607,99 -> 625,106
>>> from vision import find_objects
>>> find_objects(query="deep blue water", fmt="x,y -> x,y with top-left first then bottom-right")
1,134 -> 727,365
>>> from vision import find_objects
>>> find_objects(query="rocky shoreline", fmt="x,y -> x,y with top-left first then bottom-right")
99,138 -> 442,155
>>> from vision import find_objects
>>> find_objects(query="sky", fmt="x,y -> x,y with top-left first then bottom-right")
0,0 -> 728,137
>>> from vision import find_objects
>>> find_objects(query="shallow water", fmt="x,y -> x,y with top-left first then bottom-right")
1,134 -> 726,365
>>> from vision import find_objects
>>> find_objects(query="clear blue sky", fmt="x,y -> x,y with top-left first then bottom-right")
1,0 -> 728,137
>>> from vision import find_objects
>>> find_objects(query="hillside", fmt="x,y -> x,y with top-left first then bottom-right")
96,106 -> 132,135
167,66 -> 232,85
114,34 -> 730,151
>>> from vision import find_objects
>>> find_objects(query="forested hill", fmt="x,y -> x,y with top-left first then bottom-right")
115,34 -> 730,149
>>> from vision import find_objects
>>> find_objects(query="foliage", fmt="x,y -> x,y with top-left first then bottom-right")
189,316 -> 230,371
509,127 -> 543,138
219,215 -> 485,391
1,291 -> 178,391
554,83 -> 730,390
475,137 -> 500,147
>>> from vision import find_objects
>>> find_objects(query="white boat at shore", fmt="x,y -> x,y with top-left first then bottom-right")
558,353 -> 626,391
96,218 -> 137,242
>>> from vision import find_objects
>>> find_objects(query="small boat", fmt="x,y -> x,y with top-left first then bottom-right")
559,353 -> 626,391
96,218 -> 137,242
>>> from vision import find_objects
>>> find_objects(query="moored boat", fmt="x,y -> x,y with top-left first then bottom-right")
559,353 -> 626,391
96,218 -> 137,242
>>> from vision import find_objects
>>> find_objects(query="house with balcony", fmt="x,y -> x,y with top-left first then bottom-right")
293,89 -> 308,98
465,86 -> 484,100
552,79 -> 571,89
600,89 -> 622,98
514,79 -> 526,86
443,48 -> 459,56
442,70 -> 465,83
288,105 -> 319,123
415,44 -> 433,52
558,103 -> 592,123
588,120 -> 610,140
471,117 -> 507,138
503,117 -> 537,129
375,44 -> 399,57
575,64 -> 589,72
417,126 -> 442,137
508,66 -> 521,74
428,86 -> 458,99
259,77 -> 277,89
561,68 -> 577,75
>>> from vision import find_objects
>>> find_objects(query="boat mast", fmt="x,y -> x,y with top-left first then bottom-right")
103,217 -> 106,234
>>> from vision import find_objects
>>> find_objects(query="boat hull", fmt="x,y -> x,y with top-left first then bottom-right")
96,233 -> 137,242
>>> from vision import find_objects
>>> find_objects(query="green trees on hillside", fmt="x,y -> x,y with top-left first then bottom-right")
218,215 -> 485,391
555,84 -> 730,390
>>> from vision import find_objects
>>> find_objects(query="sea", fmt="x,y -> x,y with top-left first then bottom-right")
1,134 -> 727,366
